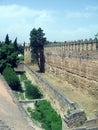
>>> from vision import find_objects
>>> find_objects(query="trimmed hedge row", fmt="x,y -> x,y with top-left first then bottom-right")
3,66 -> 22,91
24,80 -> 43,99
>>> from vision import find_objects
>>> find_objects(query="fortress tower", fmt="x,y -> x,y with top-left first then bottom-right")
24,43 -> 32,64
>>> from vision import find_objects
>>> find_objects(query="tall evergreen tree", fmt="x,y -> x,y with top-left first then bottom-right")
30,28 -> 47,72
5,34 -> 11,45
18,44 -> 24,54
13,37 -> 18,51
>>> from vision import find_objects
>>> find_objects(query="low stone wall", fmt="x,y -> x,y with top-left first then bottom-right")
19,98 -> 46,103
24,63 -> 87,129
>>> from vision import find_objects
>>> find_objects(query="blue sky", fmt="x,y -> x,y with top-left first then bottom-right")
0,0 -> 98,43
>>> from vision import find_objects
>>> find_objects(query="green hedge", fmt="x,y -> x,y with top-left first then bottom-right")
24,80 -> 43,99
3,66 -> 21,91
28,100 -> 62,130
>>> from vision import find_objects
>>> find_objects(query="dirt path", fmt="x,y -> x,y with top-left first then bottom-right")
31,65 -> 98,119
0,75 -> 34,130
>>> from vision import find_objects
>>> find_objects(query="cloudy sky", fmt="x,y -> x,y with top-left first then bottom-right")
0,0 -> 98,43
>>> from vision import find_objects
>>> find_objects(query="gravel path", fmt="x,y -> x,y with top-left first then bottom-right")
0,75 -> 34,130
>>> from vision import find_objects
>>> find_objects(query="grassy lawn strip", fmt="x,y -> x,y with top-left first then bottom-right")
27,100 -> 62,130
24,80 -> 43,99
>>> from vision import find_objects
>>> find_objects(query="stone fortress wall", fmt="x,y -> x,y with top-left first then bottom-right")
24,38 -> 98,129
44,38 -> 98,99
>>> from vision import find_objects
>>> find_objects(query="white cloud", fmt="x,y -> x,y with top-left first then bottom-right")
64,5 -> 98,19
0,4 -> 54,21
86,5 -> 98,11
47,24 -> 98,42
64,10 -> 92,19
0,4 -> 97,43
0,4 -> 55,43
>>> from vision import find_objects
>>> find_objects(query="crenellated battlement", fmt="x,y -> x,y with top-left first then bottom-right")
45,38 -> 98,59
45,38 -> 97,46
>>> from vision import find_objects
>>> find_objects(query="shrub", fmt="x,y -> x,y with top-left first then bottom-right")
29,100 -> 62,130
24,81 -> 42,99
3,66 -> 21,91
67,109 -> 71,115
27,107 -> 33,113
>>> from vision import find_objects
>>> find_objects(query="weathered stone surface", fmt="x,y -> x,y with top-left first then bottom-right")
24,45 -> 32,64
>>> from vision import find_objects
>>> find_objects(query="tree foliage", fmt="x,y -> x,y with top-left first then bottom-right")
3,66 -> 21,91
95,33 -> 98,41
0,34 -> 24,73
18,44 -> 24,54
13,37 -> 18,51
13,37 -> 24,54
0,43 -> 18,73
5,34 -> 11,45
30,28 -> 47,72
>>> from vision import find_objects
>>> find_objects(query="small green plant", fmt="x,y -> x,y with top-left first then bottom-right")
20,73 -> 27,81
80,120 -> 85,125
28,100 -> 62,130
67,109 -> 71,116
27,107 -> 33,113
24,81 -> 43,99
